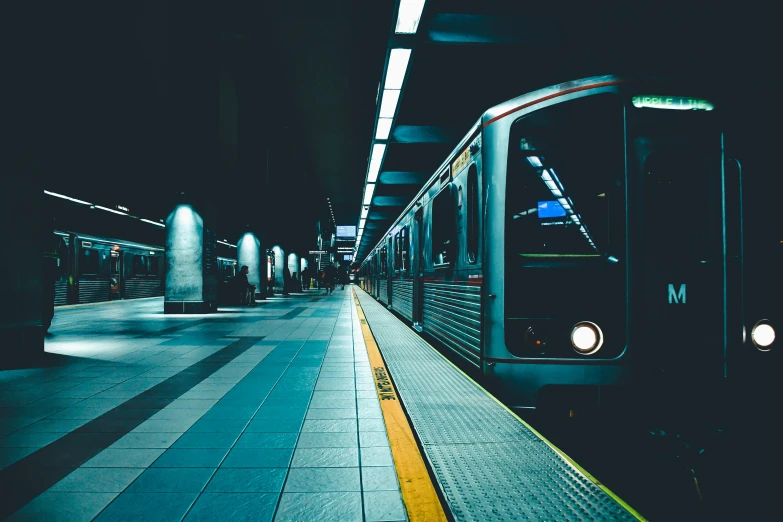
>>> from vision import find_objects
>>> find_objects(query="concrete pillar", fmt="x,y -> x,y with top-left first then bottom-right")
164,202 -> 218,314
0,175 -> 44,367
288,252 -> 300,289
272,245 -> 285,292
237,232 -> 261,297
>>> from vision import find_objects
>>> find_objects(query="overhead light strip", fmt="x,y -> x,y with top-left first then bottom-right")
395,0 -> 427,34
44,190 -> 92,206
379,89 -> 401,118
356,3 -> 427,260
385,48 -> 412,89
95,205 -> 127,216
44,189 -> 169,228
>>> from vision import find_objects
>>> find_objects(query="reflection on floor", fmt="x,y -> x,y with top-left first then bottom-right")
0,290 -> 406,522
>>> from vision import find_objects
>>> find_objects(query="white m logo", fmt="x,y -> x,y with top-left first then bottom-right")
668,284 -> 686,304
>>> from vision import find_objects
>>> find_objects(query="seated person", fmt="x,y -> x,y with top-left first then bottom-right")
236,265 -> 256,305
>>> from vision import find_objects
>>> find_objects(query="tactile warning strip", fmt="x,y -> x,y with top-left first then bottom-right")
356,289 -> 641,522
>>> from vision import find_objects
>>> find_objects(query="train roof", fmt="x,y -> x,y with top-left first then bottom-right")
55,230 -> 164,252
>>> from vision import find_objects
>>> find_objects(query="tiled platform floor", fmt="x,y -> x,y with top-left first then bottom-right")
0,290 -> 406,521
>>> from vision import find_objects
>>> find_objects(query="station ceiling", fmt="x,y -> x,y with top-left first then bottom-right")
15,1 -> 776,257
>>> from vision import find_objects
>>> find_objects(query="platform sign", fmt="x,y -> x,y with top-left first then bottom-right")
336,225 -> 357,238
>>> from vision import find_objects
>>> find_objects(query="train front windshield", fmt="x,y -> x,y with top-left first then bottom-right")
504,90 -> 728,374
504,94 -> 626,360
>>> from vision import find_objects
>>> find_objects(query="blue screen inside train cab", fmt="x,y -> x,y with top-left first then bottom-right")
538,200 -> 566,219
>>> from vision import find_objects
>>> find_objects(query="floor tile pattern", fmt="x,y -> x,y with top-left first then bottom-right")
0,292 -> 407,521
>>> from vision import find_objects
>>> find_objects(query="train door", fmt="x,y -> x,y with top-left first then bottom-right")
110,250 -> 121,299
413,208 -> 424,328
386,237 -> 393,307
629,103 -> 730,417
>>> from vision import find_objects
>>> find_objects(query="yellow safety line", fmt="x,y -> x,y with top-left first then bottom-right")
353,290 -> 447,522
354,288 -> 647,522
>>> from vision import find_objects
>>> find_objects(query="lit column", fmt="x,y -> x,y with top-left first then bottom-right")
288,252 -> 300,290
272,245 -> 285,293
164,202 -> 218,314
237,232 -> 261,299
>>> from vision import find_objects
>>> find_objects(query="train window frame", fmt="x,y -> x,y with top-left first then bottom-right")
149,257 -> 159,276
505,93 -> 624,262
401,226 -> 409,274
431,184 -> 456,269
133,255 -> 149,277
394,231 -> 402,273
380,245 -> 388,275
79,247 -> 99,276
467,163 -> 479,264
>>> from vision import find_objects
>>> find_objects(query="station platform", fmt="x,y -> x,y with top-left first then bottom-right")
0,288 -> 643,521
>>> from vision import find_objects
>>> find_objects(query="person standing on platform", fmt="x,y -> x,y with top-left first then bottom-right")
283,267 -> 291,296
324,262 -> 337,295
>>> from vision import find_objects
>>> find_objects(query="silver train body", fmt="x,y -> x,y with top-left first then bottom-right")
359,75 -> 776,409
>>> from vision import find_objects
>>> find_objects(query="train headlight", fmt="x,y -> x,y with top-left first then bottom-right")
571,321 -> 603,355
751,320 -> 775,351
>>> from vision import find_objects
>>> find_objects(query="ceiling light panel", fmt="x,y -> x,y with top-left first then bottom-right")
375,118 -> 393,140
379,89 -> 401,118
395,0 -> 427,34
385,48 -> 412,89
363,184 -> 375,205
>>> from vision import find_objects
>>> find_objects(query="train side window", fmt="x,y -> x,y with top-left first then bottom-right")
133,255 -> 148,276
80,248 -> 99,275
401,226 -> 409,273
149,257 -> 159,276
467,164 -> 479,263
394,231 -> 402,272
432,185 -> 456,268
380,246 -> 387,275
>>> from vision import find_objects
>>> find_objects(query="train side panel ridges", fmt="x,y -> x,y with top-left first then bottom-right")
356,288 -> 643,522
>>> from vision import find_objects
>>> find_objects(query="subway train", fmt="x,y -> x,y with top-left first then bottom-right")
51,231 -> 166,306
359,74 -> 778,412
49,231 -> 239,306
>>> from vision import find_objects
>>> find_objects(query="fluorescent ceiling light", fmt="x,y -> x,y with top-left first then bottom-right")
368,162 -> 382,182
363,184 -> 375,205
95,205 -> 126,216
385,48 -> 412,89
359,218 -> 366,229
361,207 -> 369,219
527,156 -> 543,167
217,240 -> 236,248
371,143 -> 386,162
395,0 -> 426,34
141,218 -> 165,228
375,118 -> 393,140
43,190 -> 92,206
379,89 -> 400,118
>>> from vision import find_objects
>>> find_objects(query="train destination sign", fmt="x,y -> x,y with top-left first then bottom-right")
632,96 -> 713,111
